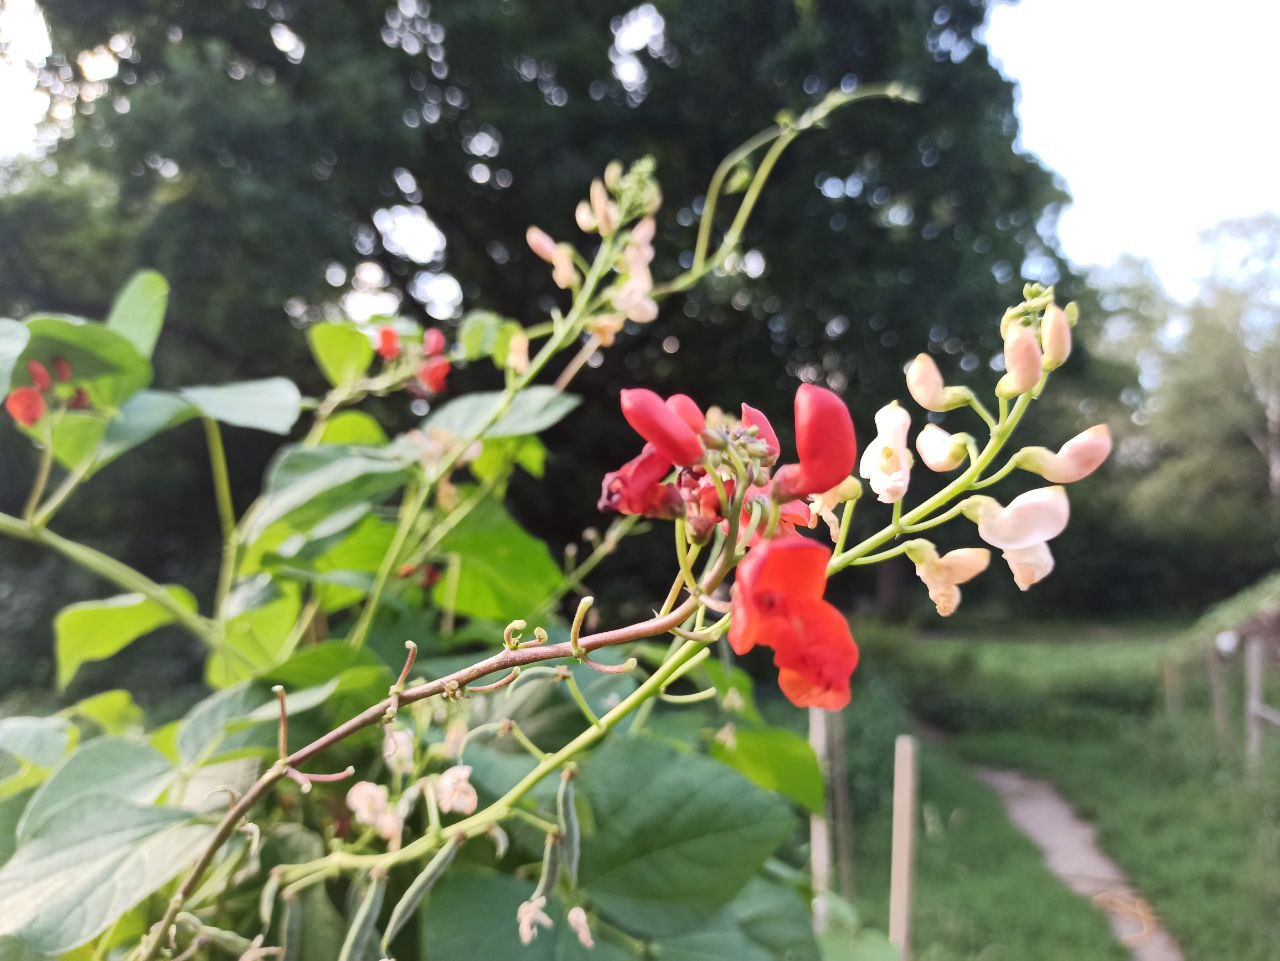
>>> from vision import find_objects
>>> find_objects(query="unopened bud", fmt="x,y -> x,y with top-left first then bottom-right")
996,323 -> 1042,397
1040,303 -> 1072,370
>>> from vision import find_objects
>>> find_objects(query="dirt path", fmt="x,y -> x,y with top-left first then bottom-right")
975,767 -> 1185,961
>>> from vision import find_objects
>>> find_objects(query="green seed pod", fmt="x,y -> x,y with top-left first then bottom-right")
279,894 -> 302,961
381,837 -> 461,953
338,872 -> 387,961
557,772 -> 581,887
531,832 -> 562,901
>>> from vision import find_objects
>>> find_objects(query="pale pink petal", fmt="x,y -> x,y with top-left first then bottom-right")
1003,542 -> 1055,590
997,323 -> 1043,397
1024,425 -> 1111,483
906,354 -> 946,411
858,402 -> 913,503
1041,304 -> 1072,369
976,486 -> 1069,551
916,423 -> 966,472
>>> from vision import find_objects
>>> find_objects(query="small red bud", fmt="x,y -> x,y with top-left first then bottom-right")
423,327 -> 447,357
377,326 -> 401,360
68,387 -> 92,410
52,356 -> 73,382
5,386 -> 46,426
26,360 -> 51,391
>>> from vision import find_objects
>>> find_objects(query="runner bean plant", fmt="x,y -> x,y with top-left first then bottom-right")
0,84 -> 1109,961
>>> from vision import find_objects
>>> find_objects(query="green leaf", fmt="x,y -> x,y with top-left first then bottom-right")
206,578 -> 302,687
0,718 -> 73,768
308,322 -> 374,388
0,319 -> 30,399
656,879 -> 819,961
68,690 -> 143,735
177,684 -> 273,767
0,791 -> 31,869
316,410 -> 387,446
577,736 -> 795,936
820,930 -> 899,961
247,445 -> 411,541
54,588 -> 198,689
19,314 -> 151,410
471,436 -> 547,483
430,497 -> 562,620
0,796 -> 211,956
17,738 -> 174,843
710,727 -> 825,813
179,378 -> 302,435
425,386 -> 581,439
456,310 -> 503,360
96,390 -> 199,469
104,270 -> 168,358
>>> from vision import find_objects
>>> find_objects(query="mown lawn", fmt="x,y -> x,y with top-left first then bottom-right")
873,621 -> 1280,961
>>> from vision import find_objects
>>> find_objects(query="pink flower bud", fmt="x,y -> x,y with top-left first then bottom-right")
423,327 -> 447,356
858,401 -> 912,503
382,727 -> 415,777
1020,425 -> 1111,483
997,324 -> 1042,397
1041,304 -> 1072,370
590,178 -> 616,235
26,360 -> 51,391
5,386 -> 45,427
916,423 -> 967,472
906,354 -> 946,410
665,393 -> 705,433
526,225 -> 558,263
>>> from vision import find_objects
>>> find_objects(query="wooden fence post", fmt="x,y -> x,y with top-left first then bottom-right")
888,735 -> 919,961
1245,635 -> 1262,780
1206,645 -> 1233,760
808,707 -> 832,934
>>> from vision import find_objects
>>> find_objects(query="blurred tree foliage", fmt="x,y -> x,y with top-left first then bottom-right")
0,0 -> 1191,691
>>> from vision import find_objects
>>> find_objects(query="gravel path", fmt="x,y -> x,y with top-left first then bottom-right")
976,767 -> 1185,961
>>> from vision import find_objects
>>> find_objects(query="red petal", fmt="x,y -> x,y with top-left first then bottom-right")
620,388 -> 704,466
598,444 -> 679,518
52,356 -> 73,382
772,601 -> 858,710
5,387 -> 46,427
665,393 -> 705,432
772,385 -> 857,498
418,356 -> 450,393
741,535 -> 830,599
377,326 -> 401,359
423,328 -> 447,356
740,402 -> 779,456
26,360 -> 51,391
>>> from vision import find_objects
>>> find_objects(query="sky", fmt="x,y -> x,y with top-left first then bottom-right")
2,0 -> 1278,302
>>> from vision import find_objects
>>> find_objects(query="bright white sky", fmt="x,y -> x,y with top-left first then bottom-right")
2,0 -> 1277,302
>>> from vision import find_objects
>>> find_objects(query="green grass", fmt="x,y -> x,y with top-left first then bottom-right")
875,622 -> 1280,961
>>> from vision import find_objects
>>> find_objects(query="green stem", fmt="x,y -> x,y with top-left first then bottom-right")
32,460 -> 91,528
202,419 -> 236,543
0,511 -> 212,641
23,438 -> 54,522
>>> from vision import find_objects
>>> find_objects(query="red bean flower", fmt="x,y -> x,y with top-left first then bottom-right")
27,360 -> 51,391
5,386 -> 46,427
728,535 -> 859,710
772,384 -> 857,500
418,356 -> 451,394
423,327 -> 447,357
619,388 -> 705,466
377,325 -> 401,360
598,443 -> 680,518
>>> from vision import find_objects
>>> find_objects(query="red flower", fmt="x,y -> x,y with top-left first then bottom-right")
772,384 -> 857,500
665,393 -> 705,433
27,360 -> 51,391
68,387 -> 91,410
52,356 -> 73,382
6,386 -> 46,427
728,535 -> 858,710
728,485 -> 810,547
418,356 -> 450,393
423,328 -> 447,357
620,388 -> 704,466
598,443 -> 680,518
377,326 -> 401,360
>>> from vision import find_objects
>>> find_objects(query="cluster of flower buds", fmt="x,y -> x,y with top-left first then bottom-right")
375,323 -> 453,396
4,356 -> 85,427
599,383 -> 862,709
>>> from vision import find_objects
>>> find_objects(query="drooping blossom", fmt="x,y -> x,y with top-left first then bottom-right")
382,727 -> 415,777
567,907 -> 595,949
377,326 -> 401,360
346,781 -> 402,841
1018,424 -> 1111,483
1040,304 -> 1072,370
964,486 -> 1069,591
916,423 -> 968,473
771,384 -> 858,500
996,323 -> 1042,397
6,387 -> 46,427
904,540 -> 990,616
418,356 -> 451,394
527,226 -> 578,289
620,388 -> 704,466
436,764 -> 478,815
858,401 -> 913,503
517,896 -> 554,945
423,327 -> 447,357
905,354 -> 966,411
729,536 -> 859,710
598,443 -> 681,518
